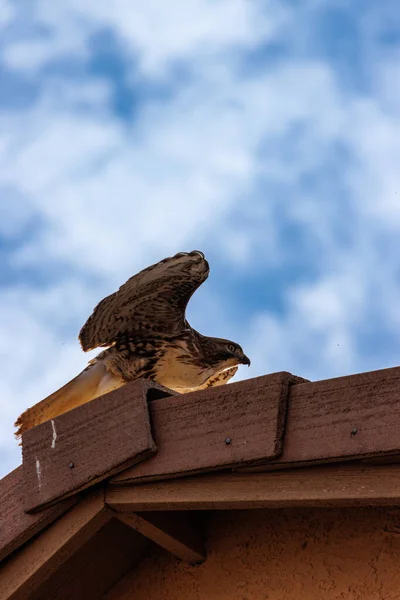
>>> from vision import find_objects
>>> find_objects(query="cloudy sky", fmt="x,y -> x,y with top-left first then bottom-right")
0,0 -> 399,478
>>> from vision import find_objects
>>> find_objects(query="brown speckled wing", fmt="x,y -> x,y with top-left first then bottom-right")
79,251 -> 209,351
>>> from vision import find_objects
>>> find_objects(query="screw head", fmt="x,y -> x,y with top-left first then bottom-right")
350,428 -> 358,436
225,437 -> 232,445
68,462 -> 75,469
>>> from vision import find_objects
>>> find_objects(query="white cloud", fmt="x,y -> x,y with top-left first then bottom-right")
4,0 -> 289,75
344,100 -> 400,225
0,59 -> 350,277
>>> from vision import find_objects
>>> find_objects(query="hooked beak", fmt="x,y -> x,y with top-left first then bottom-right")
240,354 -> 251,366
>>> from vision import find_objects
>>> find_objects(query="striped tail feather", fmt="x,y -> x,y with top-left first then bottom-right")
14,360 -> 124,439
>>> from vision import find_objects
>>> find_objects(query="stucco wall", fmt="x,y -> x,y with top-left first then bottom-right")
106,507 -> 400,600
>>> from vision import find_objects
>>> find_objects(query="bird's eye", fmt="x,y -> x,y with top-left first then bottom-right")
227,344 -> 236,353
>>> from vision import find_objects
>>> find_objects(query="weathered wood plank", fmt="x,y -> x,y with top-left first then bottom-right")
116,511 -> 206,564
274,365 -> 400,467
22,380 -> 162,513
0,489 -> 111,600
106,464 -> 400,511
0,466 -> 77,564
111,372 -> 300,485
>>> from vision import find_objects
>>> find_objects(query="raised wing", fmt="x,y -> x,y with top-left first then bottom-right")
79,251 -> 209,351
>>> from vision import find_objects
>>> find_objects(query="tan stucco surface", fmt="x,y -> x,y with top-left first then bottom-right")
106,507 -> 400,600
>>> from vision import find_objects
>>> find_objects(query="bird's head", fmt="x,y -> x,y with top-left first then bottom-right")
201,335 -> 251,370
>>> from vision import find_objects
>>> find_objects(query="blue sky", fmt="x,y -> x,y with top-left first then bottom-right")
0,0 -> 399,478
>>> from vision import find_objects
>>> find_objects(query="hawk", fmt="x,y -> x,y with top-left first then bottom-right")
15,250 -> 250,438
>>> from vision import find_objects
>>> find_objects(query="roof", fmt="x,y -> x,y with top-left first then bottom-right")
1,365 -> 400,599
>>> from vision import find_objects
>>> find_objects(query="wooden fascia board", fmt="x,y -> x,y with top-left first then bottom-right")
106,463 -> 400,511
272,365 -> 400,467
111,371 -> 300,484
112,365 -> 400,484
0,466 -> 78,564
0,488 -> 112,600
21,380 -> 167,513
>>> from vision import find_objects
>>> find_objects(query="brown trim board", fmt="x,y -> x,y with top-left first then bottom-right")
0,489 -> 111,600
111,371 -> 301,485
0,466 -> 77,564
21,380 -> 168,513
106,463 -> 400,511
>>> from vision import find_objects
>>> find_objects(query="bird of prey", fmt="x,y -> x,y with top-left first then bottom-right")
15,250 -> 250,438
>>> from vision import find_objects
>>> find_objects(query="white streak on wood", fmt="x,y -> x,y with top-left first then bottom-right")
51,419 -> 57,449
35,458 -> 42,490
